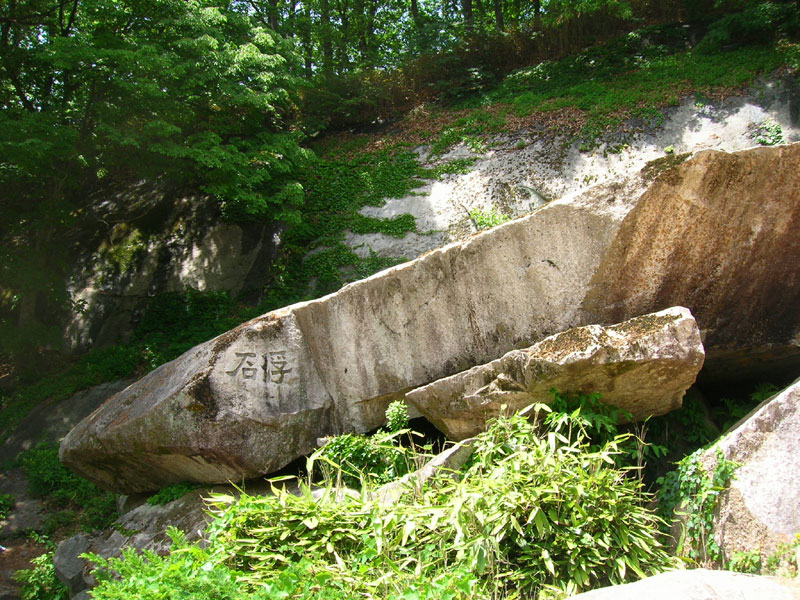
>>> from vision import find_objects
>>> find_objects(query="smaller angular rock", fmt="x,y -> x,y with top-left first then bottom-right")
406,307 -> 704,440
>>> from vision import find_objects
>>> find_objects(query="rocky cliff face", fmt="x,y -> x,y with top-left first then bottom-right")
63,182 -> 282,352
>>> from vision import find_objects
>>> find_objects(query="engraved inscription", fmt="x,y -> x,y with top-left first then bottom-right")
225,352 -> 259,379
225,350 -> 294,385
268,351 -> 292,383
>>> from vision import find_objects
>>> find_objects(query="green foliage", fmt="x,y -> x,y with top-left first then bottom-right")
312,429 -> 414,488
763,534 -> 800,577
657,447 -> 739,564
469,207 -> 511,230
18,442 -> 117,532
779,39 -> 800,70
133,288 -> 240,370
0,493 -> 15,520
753,118 -> 785,146
385,400 -> 410,433
484,27 -> 784,148
696,2 -> 800,54
728,549 -> 762,573
147,483 -> 200,506
84,409 -> 674,599
429,110 -> 506,157
204,411 -> 673,599
12,552 -> 69,600
87,528 -> 261,600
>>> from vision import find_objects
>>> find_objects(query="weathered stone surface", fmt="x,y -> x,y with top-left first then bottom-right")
0,378 -> 133,466
570,569 -> 799,600
694,377 -> 800,562
374,439 -> 476,505
61,176 -> 632,493
54,533 -> 91,596
55,488 -> 213,596
64,184 -> 283,352
62,144 -> 800,493
582,144 -> 800,384
406,307 -> 704,440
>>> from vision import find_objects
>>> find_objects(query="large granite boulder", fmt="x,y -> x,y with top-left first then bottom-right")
405,307 -> 704,440
692,377 -> 800,563
61,144 -> 800,493
583,144 -> 800,383
570,569 -> 799,600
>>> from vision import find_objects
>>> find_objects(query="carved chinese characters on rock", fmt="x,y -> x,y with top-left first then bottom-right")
225,350 -> 294,384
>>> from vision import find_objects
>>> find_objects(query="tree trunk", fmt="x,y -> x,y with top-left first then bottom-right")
268,0 -> 279,30
320,0 -> 334,76
493,0 -> 504,31
462,0 -> 474,36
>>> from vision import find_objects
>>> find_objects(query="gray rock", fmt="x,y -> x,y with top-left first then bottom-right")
406,307 -> 704,440
0,378 -> 134,466
694,377 -> 800,562
0,468 -> 45,538
55,488 -> 213,595
583,144 -> 800,384
570,569 -> 798,600
61,144 -> 800,493
54,533 -> 91,596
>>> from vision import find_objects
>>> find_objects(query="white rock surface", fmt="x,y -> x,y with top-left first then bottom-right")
570,569 -> 799,600
347,82 -> 800,260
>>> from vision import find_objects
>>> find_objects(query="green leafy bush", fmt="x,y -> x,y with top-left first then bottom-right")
729,549 -> 762,573
147,483 -> 200,506
87,528 -> 261,600
469,207 -> 510,230
697,2 -> 800,54
385,400 -> 410,433
18,442 -> 117,531
0,493 -> 14,519
209,411 -> 674,598
312,430 -> 412,488
12,552 -> 69,600
657,447 -> 739,564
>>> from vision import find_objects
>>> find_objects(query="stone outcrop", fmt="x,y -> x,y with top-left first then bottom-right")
583,144 -> 800,383
693,377 -> 800,562
64,183 -> 282,352
406,307 -> 704,440
55,488 -> 213,596
61,144 -> 800,493
570,569 -> 799,600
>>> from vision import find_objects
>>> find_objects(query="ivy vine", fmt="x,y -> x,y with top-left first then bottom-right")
657,446 -> 739,564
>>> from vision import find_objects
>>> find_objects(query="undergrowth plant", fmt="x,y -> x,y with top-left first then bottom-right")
18,442 -> 117,532
311,400 -> 422,488
469,207 -> 510,230
657,446 -> 739,565
0,492 -> 14,520
146,483 -> 201,506
12,551 -> 69,600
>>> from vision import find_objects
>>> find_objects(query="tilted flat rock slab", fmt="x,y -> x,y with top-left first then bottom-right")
61,144 -> 800,493
405,307 -> 704,440
61,178 -> 631,492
